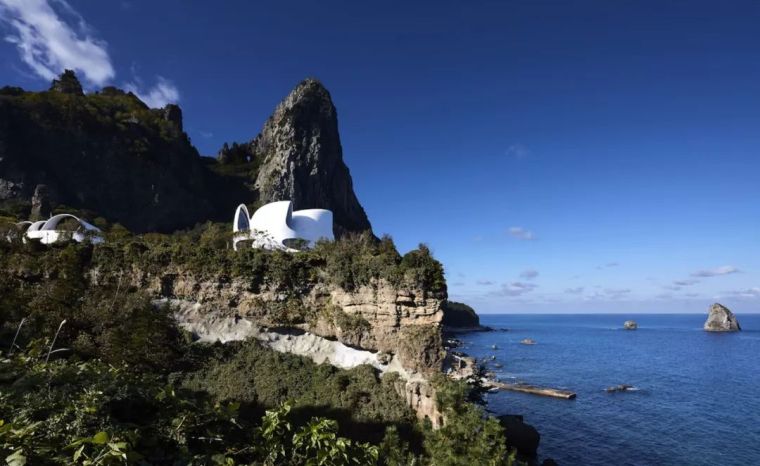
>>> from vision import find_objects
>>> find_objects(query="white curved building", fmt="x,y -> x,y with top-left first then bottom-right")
233,201 -> 333,252
19,214 -> 103,244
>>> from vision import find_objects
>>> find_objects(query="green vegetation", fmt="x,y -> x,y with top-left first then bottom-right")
441,301 -> 481,328
0,226 -> 519,465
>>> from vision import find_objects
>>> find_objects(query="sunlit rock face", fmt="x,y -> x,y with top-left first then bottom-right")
704,303 -> 741,332
251,79 -> 373,237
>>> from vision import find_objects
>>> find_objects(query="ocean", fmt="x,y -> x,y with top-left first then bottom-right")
457,314 -> 760,466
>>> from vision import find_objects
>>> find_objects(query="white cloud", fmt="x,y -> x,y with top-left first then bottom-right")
497,281 -> 538,297
603,288 -> 631,299
673,279 -> 700,287
586,288 -> 631,300
0,0 -> 114,85
476,280 -> 495,286
520,269 -> 539,280
596,262 -> 620,270
690,265 -> 740,278
722,287 -> 760,299
508,227 -> 535,241
564,287 -> 584,295
125,76 -> 179,108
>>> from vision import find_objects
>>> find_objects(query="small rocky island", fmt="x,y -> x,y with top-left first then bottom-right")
623,320 -> 637,330
703,303 -> 741,332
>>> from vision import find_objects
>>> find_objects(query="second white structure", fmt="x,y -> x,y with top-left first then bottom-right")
233,201 -> 334,251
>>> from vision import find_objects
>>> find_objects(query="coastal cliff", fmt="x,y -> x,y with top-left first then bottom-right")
0,72 -> 519,464
27,230 -> 448,425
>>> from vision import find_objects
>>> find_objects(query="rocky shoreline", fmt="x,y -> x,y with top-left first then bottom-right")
443,330 -> 559,465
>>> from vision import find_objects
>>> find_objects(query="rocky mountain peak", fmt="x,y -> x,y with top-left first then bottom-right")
50,70 -> 84,96
251,78 -> 373,236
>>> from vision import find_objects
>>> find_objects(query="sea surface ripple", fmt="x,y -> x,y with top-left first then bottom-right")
458,314 -> 760,466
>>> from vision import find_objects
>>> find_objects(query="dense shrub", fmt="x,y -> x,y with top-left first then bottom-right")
0,351 -> 379,465
441,301 -> 480,328
182,340 -> 417,444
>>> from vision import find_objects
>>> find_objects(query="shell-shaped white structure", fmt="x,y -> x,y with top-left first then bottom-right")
233,201 -> 333,252
19,214 -> 103,244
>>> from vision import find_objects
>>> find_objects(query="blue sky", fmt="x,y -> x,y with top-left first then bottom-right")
1,0 -> 758,313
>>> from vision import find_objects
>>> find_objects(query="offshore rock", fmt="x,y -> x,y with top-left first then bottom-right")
703,303 -> 741,332
251,79 -> 372,236
624,320 -> 638,330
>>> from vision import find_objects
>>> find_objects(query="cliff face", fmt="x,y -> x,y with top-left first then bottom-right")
95,269 -> 445,375
0,74 -> 250,231
222,79 -> 373,236
88,265 -> 445,425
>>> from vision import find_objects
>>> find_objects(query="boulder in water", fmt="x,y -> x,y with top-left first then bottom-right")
606,384 -> 635,393
704,303 -> 741,332
623,320 -> 637,330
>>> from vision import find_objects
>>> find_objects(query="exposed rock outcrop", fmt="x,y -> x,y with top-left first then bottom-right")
30,184 -> 52,220
704,303 -> 741,332
50,69 -> 84,95
90,267 -> 446,423
148,273 -> 446,373
249,79 -> 372,236
624,320 -> 637,330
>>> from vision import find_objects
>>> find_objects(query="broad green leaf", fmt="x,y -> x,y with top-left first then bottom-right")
5,449 -> 27,466
91,431 -> 109,444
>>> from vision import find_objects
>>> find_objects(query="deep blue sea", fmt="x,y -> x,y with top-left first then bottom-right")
458,314 -> 760,466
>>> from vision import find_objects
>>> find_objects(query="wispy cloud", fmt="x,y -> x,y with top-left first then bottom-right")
0,0 -> 179,106
0,0 -> 114,85
508,227 -> 535,241
506,143 -> 529,160
596,262 -> 620,270
125,76 -> 179,108
520,269 -> 539,280
673,279 -> 700,287
604,288 -> 631,299
690,265 -> 740,278
495,281 -> 538,297
587,288 -> 631,300
721,287 -> 760,299
476,280 -> 495,286
564,287 -> 584,295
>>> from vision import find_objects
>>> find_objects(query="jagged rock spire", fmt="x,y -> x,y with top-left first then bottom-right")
50,70 -> 84,96
251,78 -> 373,236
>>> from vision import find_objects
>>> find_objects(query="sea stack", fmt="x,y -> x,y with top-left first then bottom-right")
703,303 -> 741,332
623,320 -> 637,330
